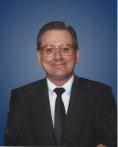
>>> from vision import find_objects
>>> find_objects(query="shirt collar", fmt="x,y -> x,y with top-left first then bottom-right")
47,75 -> 74,95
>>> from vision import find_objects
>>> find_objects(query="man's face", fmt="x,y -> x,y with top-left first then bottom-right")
37,30 -> 79,83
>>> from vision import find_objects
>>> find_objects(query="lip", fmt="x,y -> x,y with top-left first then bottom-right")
50,62 -> 65,66
53,64 -> 65,66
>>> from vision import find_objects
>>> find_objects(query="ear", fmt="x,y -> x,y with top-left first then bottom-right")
76,49 -> 80,64
37,51 -> 42,66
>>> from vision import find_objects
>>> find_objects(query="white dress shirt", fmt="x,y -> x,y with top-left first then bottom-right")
47,76 -> 74,126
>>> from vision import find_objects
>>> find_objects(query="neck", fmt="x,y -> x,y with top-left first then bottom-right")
47,74 -> 73,86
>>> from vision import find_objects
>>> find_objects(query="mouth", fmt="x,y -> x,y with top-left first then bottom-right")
51,62 -> 65,66
53,63 -> 65,67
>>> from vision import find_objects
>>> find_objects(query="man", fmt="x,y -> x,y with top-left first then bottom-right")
4,21 -> 116,146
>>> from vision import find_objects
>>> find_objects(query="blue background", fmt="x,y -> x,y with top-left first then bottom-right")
0,0 -> 117,145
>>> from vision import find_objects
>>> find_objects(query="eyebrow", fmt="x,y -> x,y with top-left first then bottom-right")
40,43 -> 73,48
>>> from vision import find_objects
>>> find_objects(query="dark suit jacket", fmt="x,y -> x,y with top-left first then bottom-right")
4,75 -> 117,146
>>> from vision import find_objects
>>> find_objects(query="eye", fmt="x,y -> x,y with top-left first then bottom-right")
45,47 -> 54,54
62,46 -> 70,52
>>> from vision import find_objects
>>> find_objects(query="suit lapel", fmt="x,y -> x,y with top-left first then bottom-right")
62,75 -> 92,145
29,79 -> 56,145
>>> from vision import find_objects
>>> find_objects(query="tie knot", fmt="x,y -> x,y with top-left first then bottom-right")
54,88 -> 65,96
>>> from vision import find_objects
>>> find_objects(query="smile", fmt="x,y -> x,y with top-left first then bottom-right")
53,64 -> 65,66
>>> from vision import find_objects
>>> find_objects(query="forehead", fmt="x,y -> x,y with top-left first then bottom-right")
41,30 -> 73,46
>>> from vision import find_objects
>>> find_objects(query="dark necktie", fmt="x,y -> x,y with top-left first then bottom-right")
54,87 -> 66,145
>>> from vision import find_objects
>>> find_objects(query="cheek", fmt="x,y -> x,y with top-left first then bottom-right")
40,56 -> 51,64
40,57 -> 54,71
66,55 -> 77,64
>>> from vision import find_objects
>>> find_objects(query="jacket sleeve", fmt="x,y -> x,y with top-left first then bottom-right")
95,87 -> 117,147
4,89 -> 19,145
4,89 -> 33,146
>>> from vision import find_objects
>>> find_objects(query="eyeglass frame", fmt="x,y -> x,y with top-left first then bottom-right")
38,44 -> 77,56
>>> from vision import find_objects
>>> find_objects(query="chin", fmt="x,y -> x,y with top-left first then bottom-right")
52,73 -> 72,80
54,76 -> 65,80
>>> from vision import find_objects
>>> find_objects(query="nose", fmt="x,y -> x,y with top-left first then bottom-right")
53,48 -> 63,60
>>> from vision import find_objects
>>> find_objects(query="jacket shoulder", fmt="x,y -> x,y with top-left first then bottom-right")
75,76 -> 112,93
9,78 -> 47,106
74,77 -> 115,105
11,78 -> 46,93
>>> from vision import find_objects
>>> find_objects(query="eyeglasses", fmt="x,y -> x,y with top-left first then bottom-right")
39,44 -> 76,56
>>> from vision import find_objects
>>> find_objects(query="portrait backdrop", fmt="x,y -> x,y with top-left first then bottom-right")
0,0 -> 117,145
